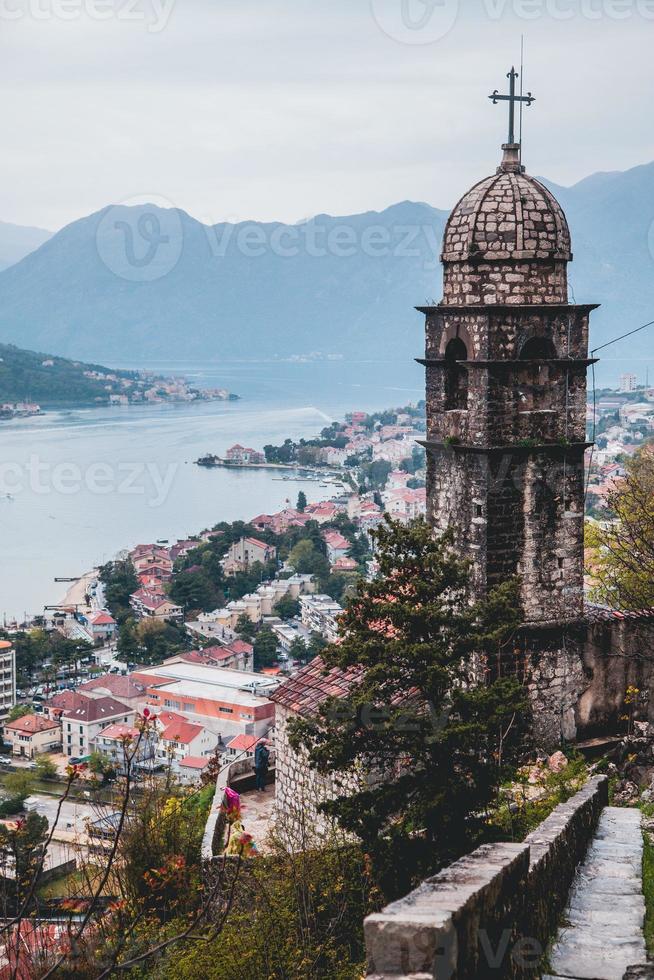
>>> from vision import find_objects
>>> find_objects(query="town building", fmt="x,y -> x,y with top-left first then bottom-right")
129,589 -> 183,623
77,674 -> 147,709
225,444 -> 266,465
177,756 -> 210,784
383,488 -> 427,523
94,723 -> 156,773
134,662 -> 278,739
155,718 -> 218,769
164,641 -> 253,672
43,690 -> 89,722
223,733 -> 266,764
620,372 -> 638,392
322,530 -> 350,565
61,696 -> 135,759
0,642 -> 16,722
5,714 -> 61,758
299,594 -> 342,643
223,536 -> 276,574
85,611 -> 117,642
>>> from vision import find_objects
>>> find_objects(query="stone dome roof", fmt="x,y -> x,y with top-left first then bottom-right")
441,146 -> 571,264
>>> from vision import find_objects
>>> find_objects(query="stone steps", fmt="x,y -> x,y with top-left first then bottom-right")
546,807 -> 648,980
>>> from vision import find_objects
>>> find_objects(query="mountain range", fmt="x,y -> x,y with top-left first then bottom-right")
0,161 -> 653,384
0,220 -> 51,271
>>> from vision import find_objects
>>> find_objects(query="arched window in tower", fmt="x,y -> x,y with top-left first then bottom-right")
517,337 -> 557,411
444,337 -> 468,410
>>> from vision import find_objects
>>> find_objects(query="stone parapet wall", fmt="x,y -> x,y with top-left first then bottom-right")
364,775 -> 608,979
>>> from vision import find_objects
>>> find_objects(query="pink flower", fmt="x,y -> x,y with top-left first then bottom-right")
224,787 -> 240,810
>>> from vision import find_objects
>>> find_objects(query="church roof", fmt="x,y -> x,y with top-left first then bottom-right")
442,148 -> 571,264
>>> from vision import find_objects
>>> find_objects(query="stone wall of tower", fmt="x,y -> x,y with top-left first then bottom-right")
442,259 -> 568,305
424,299 -> 591,622
427,445 -> 585,623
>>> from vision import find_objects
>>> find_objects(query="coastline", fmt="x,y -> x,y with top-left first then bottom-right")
58,571 -> 98,613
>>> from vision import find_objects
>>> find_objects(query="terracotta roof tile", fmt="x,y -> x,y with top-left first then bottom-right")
270,656 -> 364,717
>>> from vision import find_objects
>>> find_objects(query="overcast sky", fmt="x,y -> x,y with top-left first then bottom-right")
1,0 -> 653,230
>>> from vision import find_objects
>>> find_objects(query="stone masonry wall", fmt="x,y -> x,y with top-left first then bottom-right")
442,259 -> 568,306
273,704 -> 362,846
364,775 -> 608,979
427,445 -> 585,624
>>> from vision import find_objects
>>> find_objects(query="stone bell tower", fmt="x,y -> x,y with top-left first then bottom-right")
422,72 -> 597,626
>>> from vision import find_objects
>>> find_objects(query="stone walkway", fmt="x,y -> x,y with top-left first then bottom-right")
545,807 -> 647,980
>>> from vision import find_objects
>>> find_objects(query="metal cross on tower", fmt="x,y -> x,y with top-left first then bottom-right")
489,67 -> 535,145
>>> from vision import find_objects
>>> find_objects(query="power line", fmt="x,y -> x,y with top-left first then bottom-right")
591,318 -> 654,355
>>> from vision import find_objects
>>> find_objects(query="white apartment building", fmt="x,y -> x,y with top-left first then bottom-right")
155,719 -> 218,768
0,641 -> 16,722
619,373 -> 638,393
61,695 -> 135,759
299,594 -> 343,643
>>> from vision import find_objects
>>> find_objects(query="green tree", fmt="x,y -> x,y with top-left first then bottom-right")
135,620 -> 189,666
586,446 -> 654,608
289,518 -> 527,890
235,613 -> 255,641
169,569 -> 222,614
296,490 -> 307,512
254,629 -> 278,670
0,810 -> 48,906
306,631 -> 327,662
273,594 -> 300,620
7,705 -> 32,723
358,459 -> 392,491
99,560 -> 139,623
4,770 -> 35,801
34,755 -> 58,780
117,616 -> 141,661
287,540 -> 330,580
89,750 -> 118,783
288,636 -> 309,662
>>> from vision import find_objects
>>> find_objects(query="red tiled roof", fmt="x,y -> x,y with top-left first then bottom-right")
323,531 -> 350,549
333,557 -> 358,570
44,691 -> 89,712
62,696 -> 132,724
130,588 -> 167,609
179,755 -> 209,769
228,734 -> 265,752
161,720 -> 204,744
151,709 -> 188,727
244,537 -> 272,550
79,675 -> 145,699
89,612 -> 116,626
225,639 -> 253,655
270,656 -> 364,717
98,723 -> 140,741
5,713 -> 60,734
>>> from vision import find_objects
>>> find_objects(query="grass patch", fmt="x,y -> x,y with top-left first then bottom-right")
491,754 -> 589,842
643,829 -> 654,956
640,801 -> 654,957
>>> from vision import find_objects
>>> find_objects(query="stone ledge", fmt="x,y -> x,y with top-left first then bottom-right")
364,776 -> 608,979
